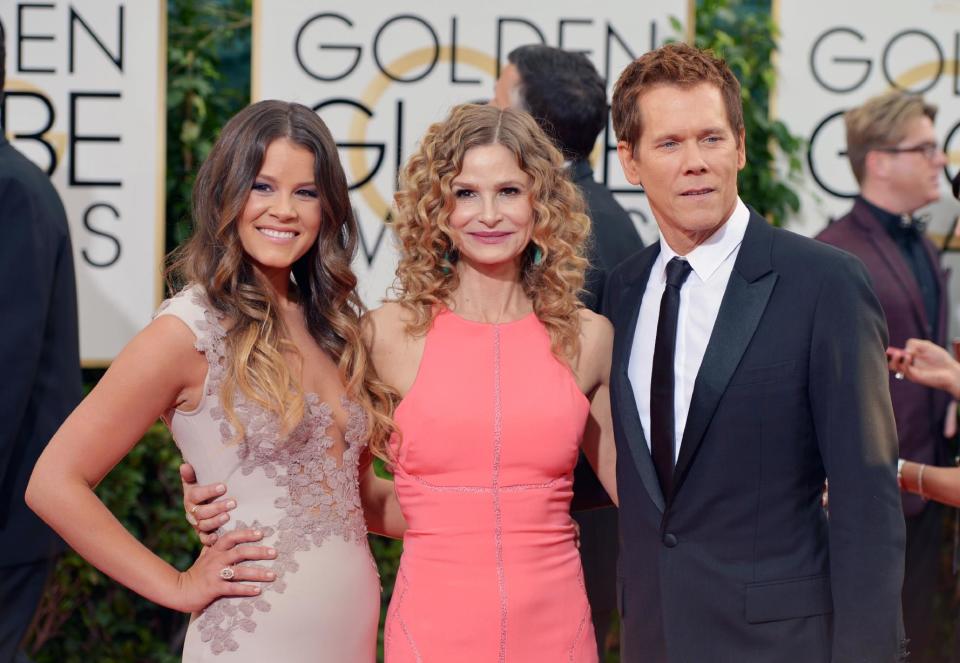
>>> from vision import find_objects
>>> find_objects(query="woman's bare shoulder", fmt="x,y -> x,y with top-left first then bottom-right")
575,309 -> 613,387
364,301 -> 427,354
367,301 -> 409,325
578,309 -> 614,347
363,301 -> 426,394
363,301 -> 411,343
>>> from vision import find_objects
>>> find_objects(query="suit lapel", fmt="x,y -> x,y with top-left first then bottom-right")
920,235 -> 950,343
672,213 -> 777,500
612,245 -> 666,512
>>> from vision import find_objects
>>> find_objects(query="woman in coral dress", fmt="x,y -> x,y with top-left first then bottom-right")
26,101 -> 399,661
366,103 -> 618,662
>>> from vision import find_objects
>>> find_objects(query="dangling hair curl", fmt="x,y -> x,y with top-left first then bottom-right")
391,103 -> 590,361
167,100 -> 395,450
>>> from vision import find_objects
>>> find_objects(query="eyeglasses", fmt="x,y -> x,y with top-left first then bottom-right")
874,142 -> 942,161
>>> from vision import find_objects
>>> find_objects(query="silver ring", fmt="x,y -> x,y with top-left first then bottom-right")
894,371 -> 905,381
220,566 -> 235,580
190,505 -> 200,515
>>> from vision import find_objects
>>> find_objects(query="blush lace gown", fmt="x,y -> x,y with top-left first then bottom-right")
384,309 -> 599,662
156,286 -> 379,662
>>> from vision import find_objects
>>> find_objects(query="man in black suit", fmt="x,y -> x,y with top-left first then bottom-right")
0,26 -> 81,661
606,42 -> 905,662
492,44 -> 644,658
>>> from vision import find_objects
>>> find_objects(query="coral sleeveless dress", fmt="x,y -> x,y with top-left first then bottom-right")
155,286 -> 380,662
385,309 -> 598,662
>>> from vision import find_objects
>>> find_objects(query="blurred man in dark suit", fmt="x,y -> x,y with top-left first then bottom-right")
0,25 -> 81,662
817,91 -> 951,662
492,44 -> 643,659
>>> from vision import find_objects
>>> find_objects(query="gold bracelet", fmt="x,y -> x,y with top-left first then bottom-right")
918,463 -> 928,501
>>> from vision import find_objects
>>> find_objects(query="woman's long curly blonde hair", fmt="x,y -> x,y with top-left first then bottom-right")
391,103 -> 590,360
168,100 -> 395,450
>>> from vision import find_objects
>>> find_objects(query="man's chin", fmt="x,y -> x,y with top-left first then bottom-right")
683,213 -> 728,234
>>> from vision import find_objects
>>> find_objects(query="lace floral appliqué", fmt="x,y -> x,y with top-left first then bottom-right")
160,287 -> 370,656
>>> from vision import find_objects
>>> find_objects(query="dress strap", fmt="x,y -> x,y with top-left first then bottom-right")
154,284 -> 228,393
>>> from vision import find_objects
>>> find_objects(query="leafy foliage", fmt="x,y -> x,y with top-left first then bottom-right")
166,0 -> 252,253
371,535 -> 403,658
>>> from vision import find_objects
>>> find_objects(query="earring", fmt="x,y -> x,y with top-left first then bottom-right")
532,245 -> 543,266
442,247 -> 459,274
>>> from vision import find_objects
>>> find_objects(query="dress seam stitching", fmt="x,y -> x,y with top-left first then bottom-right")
493,325 -> 508,663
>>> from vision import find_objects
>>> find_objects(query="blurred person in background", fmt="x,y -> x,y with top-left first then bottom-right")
889,339 -> 960,507
816,90 -> 951,662
0,25 -> 81,663
888,173 -> 960,511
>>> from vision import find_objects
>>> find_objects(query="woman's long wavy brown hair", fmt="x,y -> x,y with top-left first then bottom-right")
168,100 -> 395,450
391,103 -> 590,360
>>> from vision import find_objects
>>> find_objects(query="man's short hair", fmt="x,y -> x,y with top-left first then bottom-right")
612,42 -> 743,150
844,91 -> 937,185
507,45 -> 607,161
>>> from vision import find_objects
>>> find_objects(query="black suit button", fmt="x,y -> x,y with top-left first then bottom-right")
663,533 -> 678,548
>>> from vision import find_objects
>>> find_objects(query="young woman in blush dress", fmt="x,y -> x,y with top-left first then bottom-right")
363,103 -> 618,662
26,100 -> 402,662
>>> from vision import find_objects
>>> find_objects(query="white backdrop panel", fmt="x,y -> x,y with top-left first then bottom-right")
1,1 -> 166,364
253,1 -> 692,307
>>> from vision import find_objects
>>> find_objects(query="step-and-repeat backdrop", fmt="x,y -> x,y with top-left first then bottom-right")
7,2 -> 958,360
1,1 -> 166,365
775,0 -> 960,238
253,0 -> 692,307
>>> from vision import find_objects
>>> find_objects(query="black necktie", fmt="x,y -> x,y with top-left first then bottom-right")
650,257 -> 693,497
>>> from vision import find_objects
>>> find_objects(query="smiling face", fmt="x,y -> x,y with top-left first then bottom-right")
617,82 -> 745,254
447,143 -> 535,272
237,137 -> 322,279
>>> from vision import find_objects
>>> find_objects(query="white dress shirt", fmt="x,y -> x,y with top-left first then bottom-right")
628,198 -> 750,460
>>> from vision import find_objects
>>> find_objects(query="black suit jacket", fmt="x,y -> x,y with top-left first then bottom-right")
571,159 -> 644,311
0,136 -> 79,567
817,199 -> 951,517
571,160 -> 644,508
605,210 -> 905,662
569,160 -> 643,612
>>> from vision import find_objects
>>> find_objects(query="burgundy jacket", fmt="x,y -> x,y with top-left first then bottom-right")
817,198 -> 951,516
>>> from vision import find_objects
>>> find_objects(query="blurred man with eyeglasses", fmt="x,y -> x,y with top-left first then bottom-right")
817,90 -> 951,663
